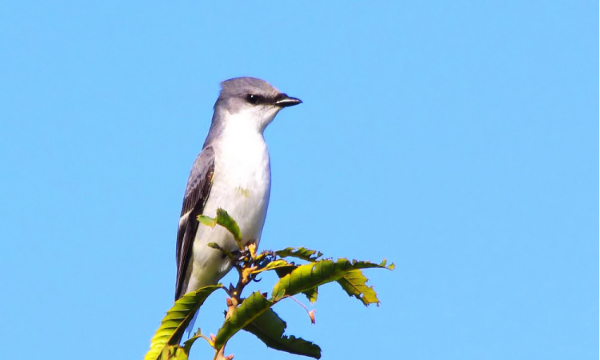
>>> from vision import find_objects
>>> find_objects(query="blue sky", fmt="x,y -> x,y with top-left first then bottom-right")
0,2 -> 597,359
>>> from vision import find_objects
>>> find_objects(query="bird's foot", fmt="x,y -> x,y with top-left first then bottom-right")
230,239 -> 260,263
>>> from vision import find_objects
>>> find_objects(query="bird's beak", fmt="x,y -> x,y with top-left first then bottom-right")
275,93 -> 303,108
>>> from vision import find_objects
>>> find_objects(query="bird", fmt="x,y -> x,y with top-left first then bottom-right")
175,77 -> 302,302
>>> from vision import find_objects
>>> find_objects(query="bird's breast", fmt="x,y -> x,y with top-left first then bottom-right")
205,133 -> 271,243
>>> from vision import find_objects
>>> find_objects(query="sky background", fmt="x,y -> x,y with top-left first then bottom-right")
0,2 -> 597,360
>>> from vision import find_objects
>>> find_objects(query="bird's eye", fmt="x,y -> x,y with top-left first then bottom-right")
246,94 -> 260,105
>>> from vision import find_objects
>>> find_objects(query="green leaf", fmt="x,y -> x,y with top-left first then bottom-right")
145,285 -> 221,360
336,270 -> 380,306
182,329 -> 205,356
243,308 -> 321,359
197,215 -> 217,227
379,258 -> 396,271
215,208 -> 242,243
271,259 -> 393,302
251,259 -> 296,275
214,292 -> 273,350
198,208 -> 244,250
159,346 -> 188,360
197,208 -> 243,249
303,287 -> 318,303
274,266 -> 295,278
275,247 -> 323,262
274,265 -> 317,303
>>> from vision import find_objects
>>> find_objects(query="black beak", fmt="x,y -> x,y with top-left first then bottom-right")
275,93 -> 303,108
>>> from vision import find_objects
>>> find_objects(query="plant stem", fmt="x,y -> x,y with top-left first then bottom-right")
213,248 -> 258,360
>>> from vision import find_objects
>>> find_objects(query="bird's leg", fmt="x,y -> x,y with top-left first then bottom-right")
229,239 -> 259,265
229,248 -> 251,263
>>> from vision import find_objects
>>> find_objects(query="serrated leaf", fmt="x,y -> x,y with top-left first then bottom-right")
274,266 -> 295,278
275,247 -> 323,262
160,345 -> 188,360
274,265 -> 317,303
379,258 -> 396,270
145,285 -> 221,360
337,270 -> 380,306
271,258 -> 393,302
182,330 -> 206,356
303,287 -> 318,303
214,292 -> 273,350
215,208 -> 242,243
197,208 -> 242,248
251,259 -> 296,275
243,309 -> 321,359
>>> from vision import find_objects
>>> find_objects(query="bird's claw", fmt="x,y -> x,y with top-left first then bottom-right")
230,249 -> 252,264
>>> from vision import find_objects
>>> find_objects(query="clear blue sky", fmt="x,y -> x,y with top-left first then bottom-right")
0,2 -> 597,360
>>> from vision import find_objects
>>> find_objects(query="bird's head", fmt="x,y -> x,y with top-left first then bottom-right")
214,77 -> 302,133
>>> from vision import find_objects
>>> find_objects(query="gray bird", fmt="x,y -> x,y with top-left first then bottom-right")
175,77 -> 302,301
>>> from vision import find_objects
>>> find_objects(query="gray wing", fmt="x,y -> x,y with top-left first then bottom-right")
175,146 -> 215,300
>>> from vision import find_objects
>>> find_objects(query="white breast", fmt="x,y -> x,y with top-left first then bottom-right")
187,123 -> 271,288
207,128 -> 272,241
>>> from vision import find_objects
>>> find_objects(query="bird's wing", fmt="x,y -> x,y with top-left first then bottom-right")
175,146 -> 215,300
